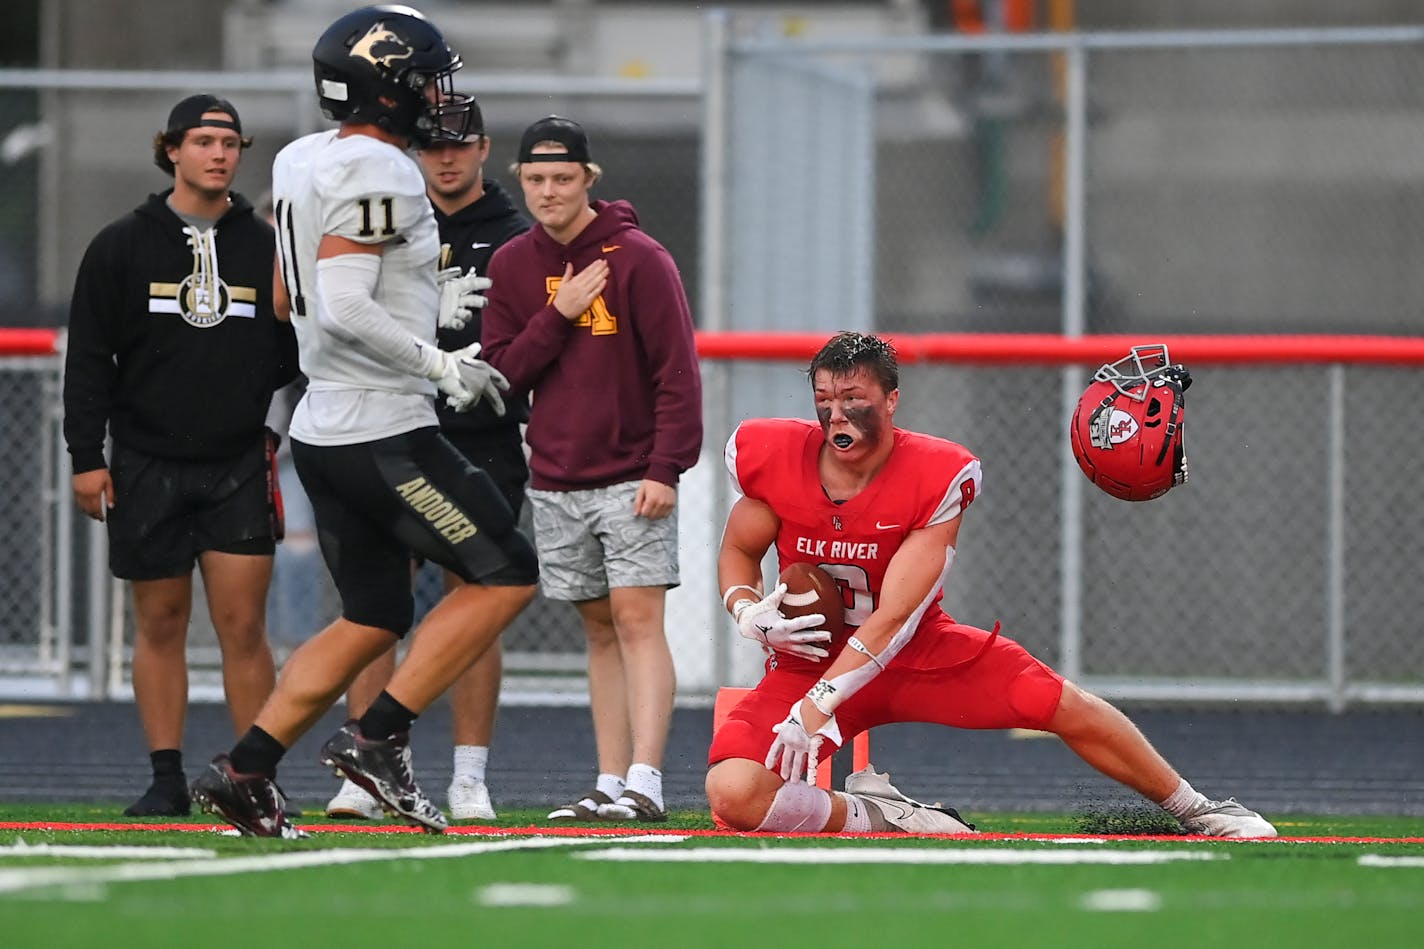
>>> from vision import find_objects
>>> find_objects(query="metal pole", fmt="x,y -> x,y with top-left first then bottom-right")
1057,41 -> 1088,681
701,8 -> 733,690
1325,365 -> 1347,711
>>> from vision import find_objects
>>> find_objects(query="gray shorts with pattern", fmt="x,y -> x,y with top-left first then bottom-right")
528,481 -> 681,602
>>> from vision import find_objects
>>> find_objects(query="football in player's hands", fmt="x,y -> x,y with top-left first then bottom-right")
778,563 -> 846,647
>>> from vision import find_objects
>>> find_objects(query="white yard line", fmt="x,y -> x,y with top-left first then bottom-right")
0,834 -> 688,896
1358,855 -> 1424,868
580,847 -> 1225,865
1,841 -> 216,860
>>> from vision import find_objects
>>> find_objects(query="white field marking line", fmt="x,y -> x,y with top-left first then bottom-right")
0,834 -> 688,897
579,847 -> 1224,866
1358,855 -> 1424,868
1,841 -> 216,860
1081,889 -> 1162,912
476,883 -> 577,907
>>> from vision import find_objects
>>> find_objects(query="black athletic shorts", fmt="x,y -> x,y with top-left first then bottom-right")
107,439 -> 276,581
440,428 -> 528,518
292,427 -> 538,635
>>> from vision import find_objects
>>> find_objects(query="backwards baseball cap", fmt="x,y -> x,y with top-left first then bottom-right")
164,94 -> 242,136
517,115 -> 591,163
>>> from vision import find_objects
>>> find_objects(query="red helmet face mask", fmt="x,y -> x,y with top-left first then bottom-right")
1070,344 -> 1192,502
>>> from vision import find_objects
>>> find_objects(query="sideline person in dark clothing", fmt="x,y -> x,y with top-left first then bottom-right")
482,115 -> 702,823
62,94 -> 298,817
327,93 -> 531,823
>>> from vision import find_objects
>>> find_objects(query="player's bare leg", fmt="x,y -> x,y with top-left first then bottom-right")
126,575 -> 195,815
254,620 -> 396,746
199,550 -> 276,736
707,758 -> 815,830
706,757 -> 974,835
1046,680 -> 1276,837
1045,680 -> 1181,801
383,583 -> 533,712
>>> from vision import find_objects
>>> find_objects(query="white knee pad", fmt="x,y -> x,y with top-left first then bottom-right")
755,780 -> 832,833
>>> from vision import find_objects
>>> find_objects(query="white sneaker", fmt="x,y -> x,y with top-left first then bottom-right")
844,766 -> 977,835
325,777 -> 383,820
447,775 -> 496,821
1179,798 -> 1277,838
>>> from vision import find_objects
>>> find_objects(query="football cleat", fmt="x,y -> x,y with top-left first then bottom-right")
325,777 -> 383,820
190,755 -> 307,839
447,775 -> 496,821
845,766 -> 977,835
319,721 -> 447,834
1179,798 -> 1277,838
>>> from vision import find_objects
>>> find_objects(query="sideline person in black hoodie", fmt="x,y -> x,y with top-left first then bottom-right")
325,94 -> 531,824
63,94 -> 298,817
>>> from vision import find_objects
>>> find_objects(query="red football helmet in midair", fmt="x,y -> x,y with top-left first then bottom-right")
1070,344 -> 1192,502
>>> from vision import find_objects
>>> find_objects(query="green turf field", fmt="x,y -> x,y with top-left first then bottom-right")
3,805 -> 1421,947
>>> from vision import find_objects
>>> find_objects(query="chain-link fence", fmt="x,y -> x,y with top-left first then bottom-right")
5,336 -> 1424,706
2,23 -> 1422,705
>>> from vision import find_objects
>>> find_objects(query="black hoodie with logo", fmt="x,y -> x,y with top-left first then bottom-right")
63,189 -> 298,473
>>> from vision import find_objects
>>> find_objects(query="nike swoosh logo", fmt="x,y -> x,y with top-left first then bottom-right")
879,800 -> 913,822
875,521 -> 901,530
471,242 -> 491,250
602,244 -> 622,253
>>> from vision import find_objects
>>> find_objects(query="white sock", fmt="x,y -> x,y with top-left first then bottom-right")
1157,778 -> 1210,819
624,763 -> 664,809
595,772 -> 626,801
837,792 -> 873,833
452,745 -> 488,783
755,781 -> 832,832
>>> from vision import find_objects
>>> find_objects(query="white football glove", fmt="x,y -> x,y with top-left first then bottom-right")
765,699 -> 842,784
427,342 -> 509,415
436,266 -> 492,331
733,583 -> 832,661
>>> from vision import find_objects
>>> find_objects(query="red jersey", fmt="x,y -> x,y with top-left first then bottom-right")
727,418 -> 982,668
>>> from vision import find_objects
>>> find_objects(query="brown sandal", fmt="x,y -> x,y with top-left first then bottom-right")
546,789 -> 615,821
596,789 -> 668,822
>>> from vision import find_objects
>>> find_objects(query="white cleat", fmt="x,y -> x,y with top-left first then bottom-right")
325,778 -> 383,820
844,766 -> 977,835
1179,798 -> 1277,838
448,776 -> 497,821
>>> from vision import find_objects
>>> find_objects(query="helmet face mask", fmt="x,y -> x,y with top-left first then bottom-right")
1071,344 -> 1192,502
312,5 -> 475,147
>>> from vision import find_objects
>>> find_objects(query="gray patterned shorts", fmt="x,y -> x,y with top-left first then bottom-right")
527,481 -> 680,602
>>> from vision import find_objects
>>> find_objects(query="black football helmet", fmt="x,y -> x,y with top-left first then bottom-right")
312,5 -> 475,146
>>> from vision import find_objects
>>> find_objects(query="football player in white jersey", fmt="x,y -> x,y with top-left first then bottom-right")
191,4 -> 538,838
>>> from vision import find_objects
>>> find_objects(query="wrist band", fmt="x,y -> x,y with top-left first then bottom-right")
722,584 -> 761,612
806,678 -> 839,716
846,635 -> 886,670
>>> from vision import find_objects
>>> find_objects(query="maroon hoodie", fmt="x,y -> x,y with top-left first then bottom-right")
482,199 -> 703,491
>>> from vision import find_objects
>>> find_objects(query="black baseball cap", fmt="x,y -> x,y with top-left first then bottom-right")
164,94 -> 242,136
517,115 -> 591,163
